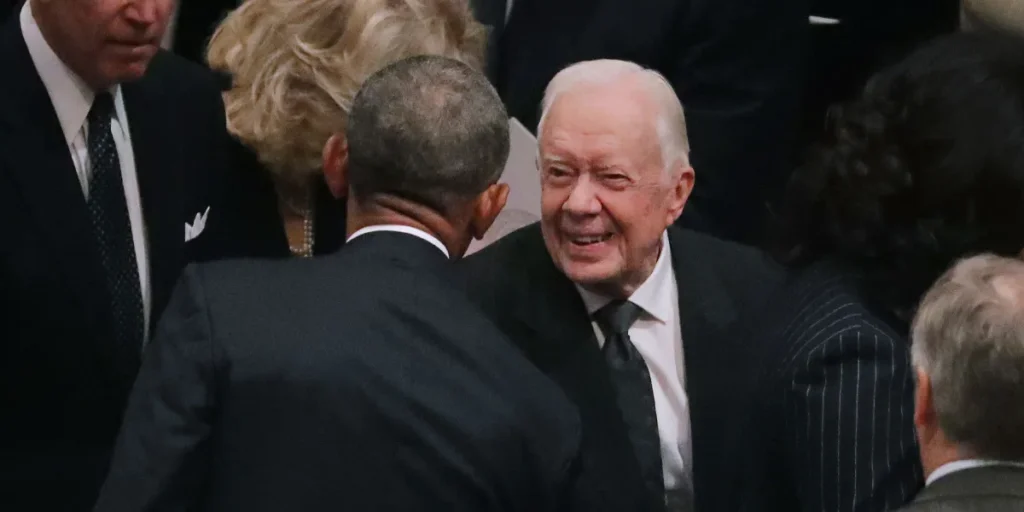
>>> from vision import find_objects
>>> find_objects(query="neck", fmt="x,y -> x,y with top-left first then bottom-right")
921,438 -> 971,482
346,195 -> 469,259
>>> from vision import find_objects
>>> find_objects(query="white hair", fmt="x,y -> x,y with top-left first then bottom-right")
537,59 -> 690,171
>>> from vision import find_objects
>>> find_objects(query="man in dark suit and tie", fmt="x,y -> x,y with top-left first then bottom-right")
483,0 -> 806,244
897,254 -> 1024,512
0,1 -> 254,509
461,59 -> 783,512
95,55 -> 582,512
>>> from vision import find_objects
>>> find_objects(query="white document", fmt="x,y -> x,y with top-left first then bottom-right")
466,118 -> 541,255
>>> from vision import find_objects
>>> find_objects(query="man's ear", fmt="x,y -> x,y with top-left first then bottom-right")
914,367 -> 934,430
666,160 -> 695,225
470,183 -> 510,240
322,133 -> 349,199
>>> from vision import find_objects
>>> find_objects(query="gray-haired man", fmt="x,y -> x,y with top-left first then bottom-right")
901,254 -> 1024,511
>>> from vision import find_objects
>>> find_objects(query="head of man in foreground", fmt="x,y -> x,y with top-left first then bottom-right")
321,54 -> 510,258
537,59 -> 695,298
911,254 -> 1024,479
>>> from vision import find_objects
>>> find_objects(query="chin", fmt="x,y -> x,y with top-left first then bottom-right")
558,258 -> 620,290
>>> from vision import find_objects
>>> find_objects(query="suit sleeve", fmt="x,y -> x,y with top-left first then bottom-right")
668,0 -> 807,242
94,266 -> 219,512
787,328 -> 923,512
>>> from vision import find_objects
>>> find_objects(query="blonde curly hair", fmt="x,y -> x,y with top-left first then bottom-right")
206,0 -> 487,179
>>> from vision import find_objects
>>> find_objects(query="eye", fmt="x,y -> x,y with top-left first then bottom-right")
544,167 -> 574,181
600,172 -> 631,186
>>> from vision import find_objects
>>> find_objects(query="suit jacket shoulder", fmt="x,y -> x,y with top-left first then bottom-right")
899,466 -> 1024,512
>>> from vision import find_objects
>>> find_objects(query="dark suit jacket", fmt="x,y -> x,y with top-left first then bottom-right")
492,0 -> 807,244
460,223 -> 784,512
727,260 -> 923,512
95,232 -> 582,512
0,16 -> 255,511
897,466 -> 1024,512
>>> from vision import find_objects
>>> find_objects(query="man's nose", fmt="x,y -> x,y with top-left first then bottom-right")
124,0 -> 166,27
562,176 -> 602,216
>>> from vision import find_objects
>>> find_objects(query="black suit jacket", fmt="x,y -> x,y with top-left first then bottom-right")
0,16 -> 254,511
492,0 -> 807,244
96,232 -> 582,512
897,466 -> 1024,512
460,224 -> 784,512
726,261 -> 923,512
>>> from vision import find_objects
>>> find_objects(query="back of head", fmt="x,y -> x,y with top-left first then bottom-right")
912,254 -> 1024,460
206,0 -> 486,179
962,0 -> 1024,37
775,32 -> 1024,315
346,55 -> 509,216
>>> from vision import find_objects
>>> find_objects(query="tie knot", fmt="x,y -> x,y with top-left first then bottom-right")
593,300 -> 644,336
89,92 -> 115,124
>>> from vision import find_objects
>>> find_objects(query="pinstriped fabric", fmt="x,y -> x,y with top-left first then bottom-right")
752,263 -> 924,512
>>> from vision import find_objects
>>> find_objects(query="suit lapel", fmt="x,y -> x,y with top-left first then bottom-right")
0,18 -> 125,379
121,79 -> 182,325
515,227 -> 659,511
667,227 -> 742,507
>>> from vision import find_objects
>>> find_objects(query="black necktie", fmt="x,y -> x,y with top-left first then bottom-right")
594,300 -> 666,505
87,92 -> 144,369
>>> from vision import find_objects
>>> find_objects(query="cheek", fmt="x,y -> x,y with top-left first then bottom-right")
540,187 -> 567,220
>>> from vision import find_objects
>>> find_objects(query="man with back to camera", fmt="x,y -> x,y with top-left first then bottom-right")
0,0 -> 254,509
94,55 -> 583,512
898,254 -> 1024,511
460,59 -> 784,512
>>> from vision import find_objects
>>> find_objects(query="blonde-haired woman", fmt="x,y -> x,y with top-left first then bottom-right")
207,0 -> 487,258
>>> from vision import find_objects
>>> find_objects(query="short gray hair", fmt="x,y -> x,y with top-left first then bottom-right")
911,253 -> 1024,459
346,55 -> 509,213
537,59 -> 690,170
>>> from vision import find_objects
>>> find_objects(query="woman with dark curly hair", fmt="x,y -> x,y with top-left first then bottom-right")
724,33 -> 1024,512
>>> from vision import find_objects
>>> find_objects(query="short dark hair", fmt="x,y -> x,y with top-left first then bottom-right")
774,33 -> 1024,315
346,55 -> 509,214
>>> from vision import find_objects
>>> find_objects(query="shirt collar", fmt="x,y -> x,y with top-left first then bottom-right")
576,231 -> 674,323
926,459 -> 1024,486
21,1 -> 121,145
346,225 -> 450,258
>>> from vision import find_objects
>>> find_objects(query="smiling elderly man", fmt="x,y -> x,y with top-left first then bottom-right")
461,59 -> 783,512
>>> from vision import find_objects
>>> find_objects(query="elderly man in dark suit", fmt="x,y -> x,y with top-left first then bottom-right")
95,55 -> 582,512
481,0 -> 806,244
0,0 -> 253,509
899,254 -> 1024,511
461,59 -> 783,512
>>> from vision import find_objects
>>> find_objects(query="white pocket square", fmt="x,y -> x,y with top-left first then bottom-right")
185,206 -> 210,242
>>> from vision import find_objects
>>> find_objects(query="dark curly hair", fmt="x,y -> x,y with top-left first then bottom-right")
775,32 -> 1024,317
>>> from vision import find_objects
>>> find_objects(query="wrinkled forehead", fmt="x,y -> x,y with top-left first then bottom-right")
539,87 -> 662,169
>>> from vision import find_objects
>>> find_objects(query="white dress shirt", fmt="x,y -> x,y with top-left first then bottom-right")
576,232 -> 692,494
926,459 -> 1024,486
347,225 -> 450,258
22,2 -> 152,339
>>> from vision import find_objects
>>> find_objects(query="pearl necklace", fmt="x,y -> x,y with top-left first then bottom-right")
283,186 -> 316,258
289,208 -> 315,258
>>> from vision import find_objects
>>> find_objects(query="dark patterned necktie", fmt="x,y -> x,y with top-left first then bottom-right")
87,92 -> 144,369
594,300 -> 666,506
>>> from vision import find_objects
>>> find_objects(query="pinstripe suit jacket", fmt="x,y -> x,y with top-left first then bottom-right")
460,223 -> 784,512
728,260 -> 923,512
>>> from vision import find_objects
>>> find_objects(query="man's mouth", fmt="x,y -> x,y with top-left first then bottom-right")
569,233 -> 613,246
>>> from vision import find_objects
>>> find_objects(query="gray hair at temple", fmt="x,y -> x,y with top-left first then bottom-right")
346,55 -> 509,214
537,59 -> 690,171
911,253 -> 1024,459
